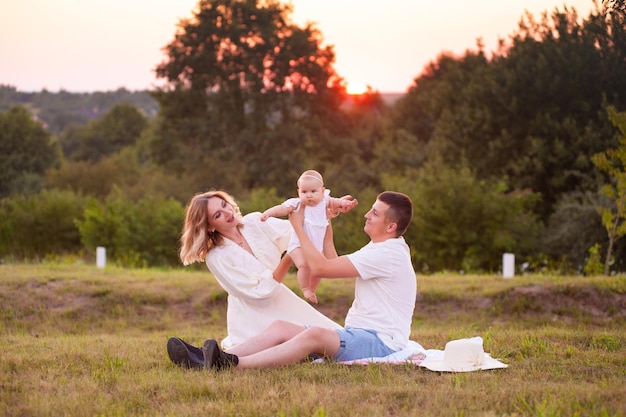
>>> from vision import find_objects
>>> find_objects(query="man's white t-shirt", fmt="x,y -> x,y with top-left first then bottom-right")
346,236 -> 416,351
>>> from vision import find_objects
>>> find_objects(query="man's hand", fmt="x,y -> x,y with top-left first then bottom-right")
288,204 -> 305,230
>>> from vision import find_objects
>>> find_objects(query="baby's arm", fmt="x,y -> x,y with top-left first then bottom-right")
327,195 -> 358,217
260,204 -> 294,221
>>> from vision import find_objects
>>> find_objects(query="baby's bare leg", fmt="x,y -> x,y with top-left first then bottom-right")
290,249 -> 317,303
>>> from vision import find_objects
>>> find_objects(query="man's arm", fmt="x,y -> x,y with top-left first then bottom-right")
289,208 -> 358,279
322,222 -> 338,259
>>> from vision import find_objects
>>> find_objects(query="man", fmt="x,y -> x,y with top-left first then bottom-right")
168,191 -> 416,370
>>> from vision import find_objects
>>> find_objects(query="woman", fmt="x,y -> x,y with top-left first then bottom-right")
176,190 -> 342,351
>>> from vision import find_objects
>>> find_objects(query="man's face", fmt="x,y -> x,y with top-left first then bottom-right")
363,199 -> 393,242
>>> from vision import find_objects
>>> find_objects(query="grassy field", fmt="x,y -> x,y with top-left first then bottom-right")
1,263 -> 624,417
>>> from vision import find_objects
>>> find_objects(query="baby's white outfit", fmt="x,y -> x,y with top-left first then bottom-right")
283,189 -> 330,254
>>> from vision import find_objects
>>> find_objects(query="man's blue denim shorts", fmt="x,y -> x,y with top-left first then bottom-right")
333,327 -> 395,361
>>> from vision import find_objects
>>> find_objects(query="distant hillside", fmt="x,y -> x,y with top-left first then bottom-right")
0,85 -> 404,135
0,85 -> 159,135
380,92 -> 404,106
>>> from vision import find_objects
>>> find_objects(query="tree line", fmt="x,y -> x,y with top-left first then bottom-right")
1,0 -> 625,274
0,86 -> 158,135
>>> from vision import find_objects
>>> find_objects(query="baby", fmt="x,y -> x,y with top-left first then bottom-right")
261,170 -> 357,303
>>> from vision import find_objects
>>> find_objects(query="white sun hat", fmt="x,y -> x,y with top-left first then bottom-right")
420,337 -> 508,372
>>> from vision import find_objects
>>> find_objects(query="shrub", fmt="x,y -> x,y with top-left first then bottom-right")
382,159 -> 543,273
76,189 -> 184,267
0,189 -> 91,260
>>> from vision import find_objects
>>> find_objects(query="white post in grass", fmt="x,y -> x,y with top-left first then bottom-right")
96,246 -> 106,268
503,253 -> 515,278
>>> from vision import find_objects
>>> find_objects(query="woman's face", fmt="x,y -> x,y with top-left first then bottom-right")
206,197 -> 240,232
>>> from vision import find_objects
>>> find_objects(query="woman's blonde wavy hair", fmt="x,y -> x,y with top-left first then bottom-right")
179,190 -> 243,265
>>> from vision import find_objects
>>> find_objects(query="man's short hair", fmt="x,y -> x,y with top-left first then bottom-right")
377,191 -> 413,236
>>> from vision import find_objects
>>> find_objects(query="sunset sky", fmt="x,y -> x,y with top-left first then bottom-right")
0,0 -> 597,93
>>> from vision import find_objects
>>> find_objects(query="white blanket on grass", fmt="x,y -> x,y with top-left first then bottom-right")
317,337 -> 508,372
334,340 -> 428,365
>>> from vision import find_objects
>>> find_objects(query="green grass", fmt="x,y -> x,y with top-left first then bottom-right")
1,264 -> 624,416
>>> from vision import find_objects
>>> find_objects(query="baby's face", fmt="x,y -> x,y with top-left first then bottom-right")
297,177 -> 324,206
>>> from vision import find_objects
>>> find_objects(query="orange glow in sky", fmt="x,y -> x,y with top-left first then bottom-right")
346,81 -> 368,96
0,0 -> 597,93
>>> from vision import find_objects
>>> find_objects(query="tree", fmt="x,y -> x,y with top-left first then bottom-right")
541,190 -> 607,271
59,103 -> 148,162
0,106 -> 59,198
151,0 -> 346,195
1,86 -> 159,135
591,107 -> 626,275
381,158 -> 542,273
603,0 -> 625,14
390,4 -> 626,222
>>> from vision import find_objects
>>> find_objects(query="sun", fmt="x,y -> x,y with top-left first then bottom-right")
346,81 -> 368,95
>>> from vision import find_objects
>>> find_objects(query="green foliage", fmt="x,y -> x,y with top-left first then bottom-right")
591,106 -> 626,274
59,103 -> 148,162
237,187 -> 283,215
330,187 -> 378,256
151,0 -> 350,196
541,190 -> 608,270
47,144 -> 197,203
0,85 -> 158,134
0,190 -> 91,260
47,152 -> 138,199
392,5 -> 626,221
2,5 -> 626,273
584,243 -> 605,276
0,106 -> 60,199
75,189 -> 185,267
383,159 -> 542,273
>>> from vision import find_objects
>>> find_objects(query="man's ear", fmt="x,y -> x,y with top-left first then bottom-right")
386,222 -> 398,235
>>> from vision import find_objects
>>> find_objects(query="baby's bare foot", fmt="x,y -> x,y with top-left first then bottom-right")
303,288 -> 318,304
